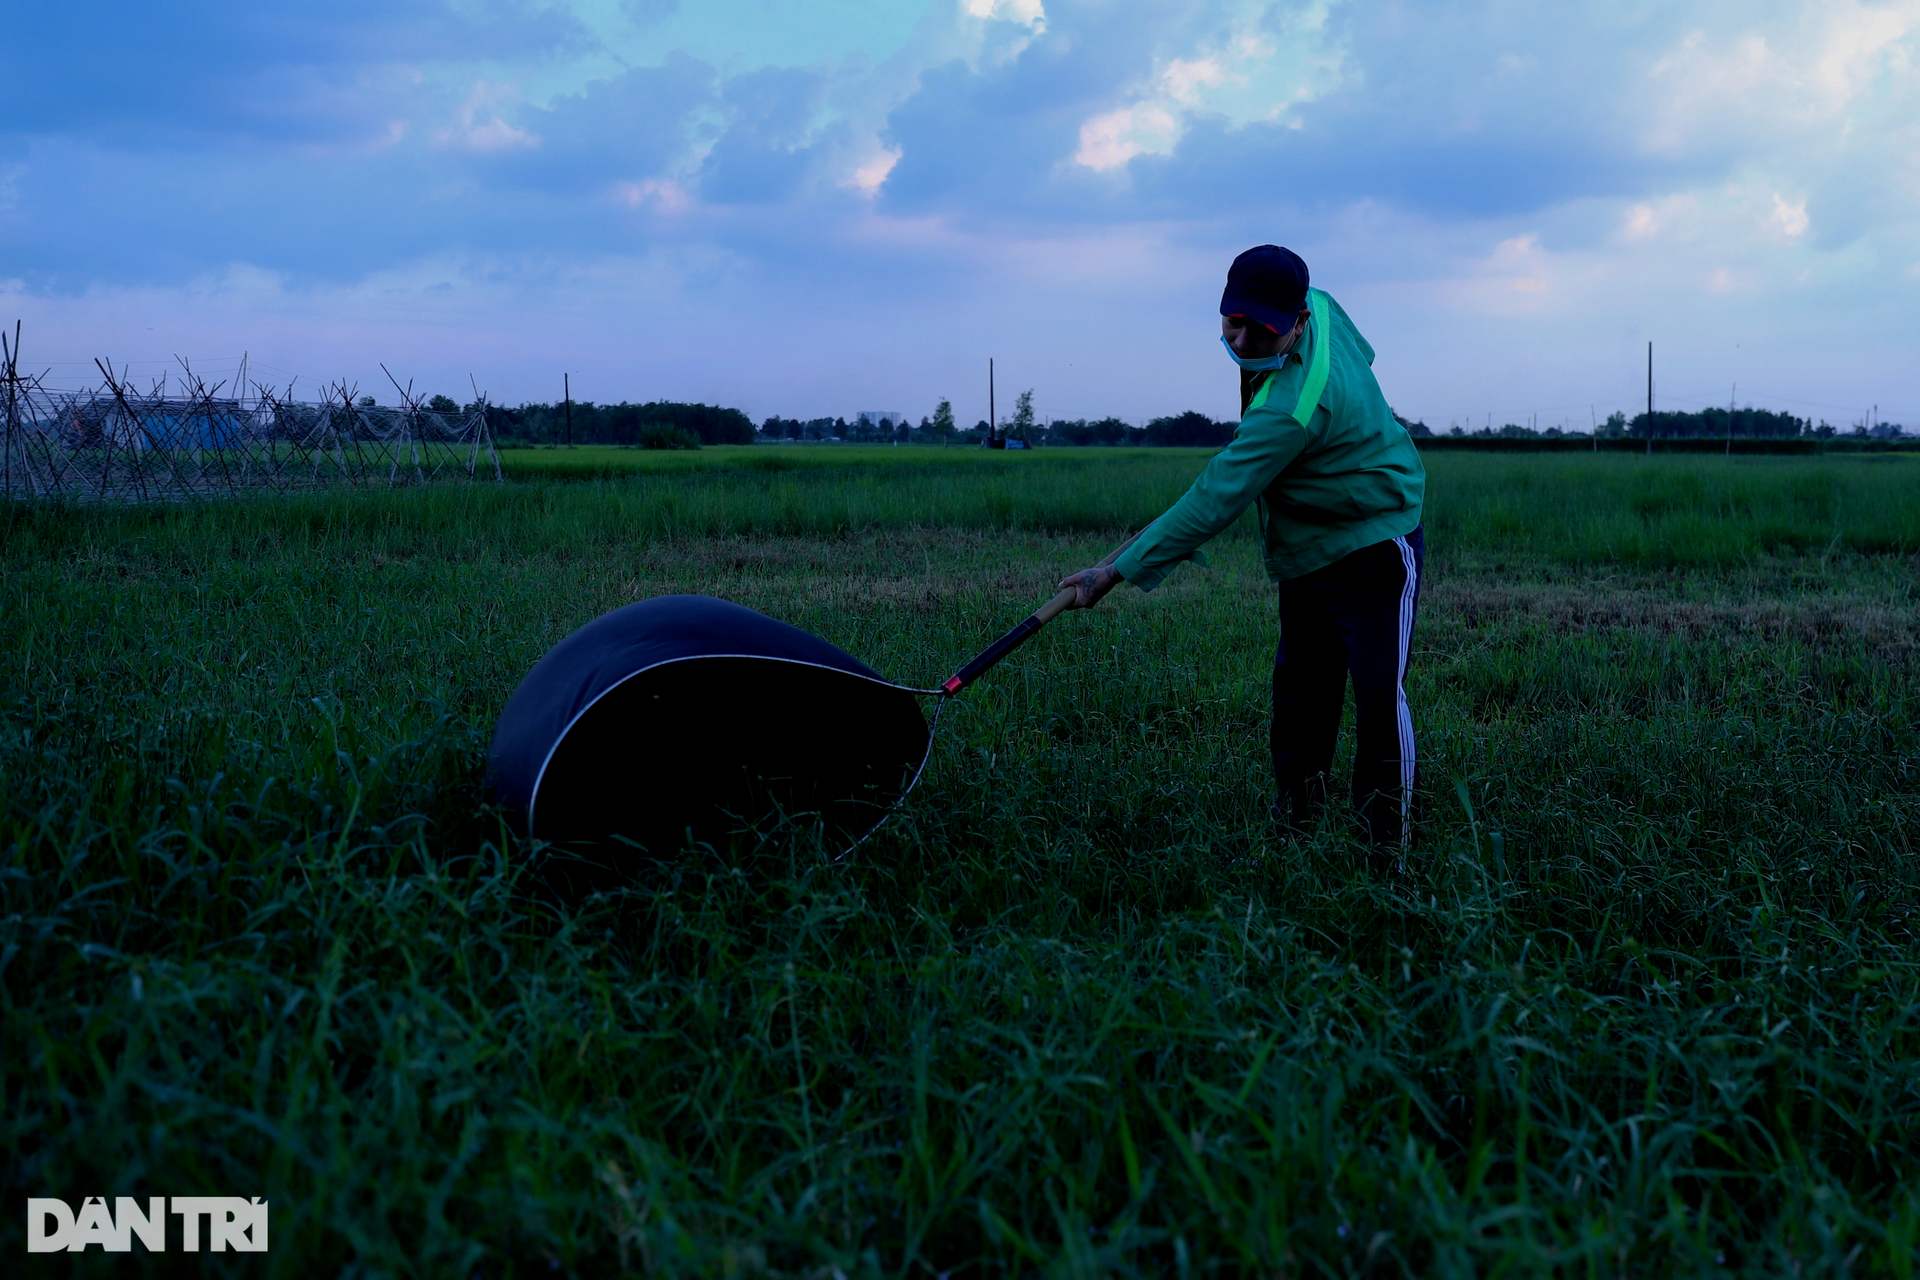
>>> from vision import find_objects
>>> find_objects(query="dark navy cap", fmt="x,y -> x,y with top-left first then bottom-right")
1219,245 -> 1310,332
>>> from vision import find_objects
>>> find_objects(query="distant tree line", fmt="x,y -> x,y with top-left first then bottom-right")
479,400 -> 756,447
1435,407 -> 1906,442
1047,417 -> 1140,446
451,389 -> 1904,451
752,395 -> 1244,448
1624,408 -> 1903,440
761,415 -> 908,443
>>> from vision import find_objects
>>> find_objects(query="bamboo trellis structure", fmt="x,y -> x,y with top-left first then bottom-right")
0,325 -> 502,502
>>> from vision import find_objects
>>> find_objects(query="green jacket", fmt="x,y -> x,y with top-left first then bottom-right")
1113,288 -> 1425,590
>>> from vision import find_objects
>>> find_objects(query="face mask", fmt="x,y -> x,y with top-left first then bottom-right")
1219,334 -> 1292,371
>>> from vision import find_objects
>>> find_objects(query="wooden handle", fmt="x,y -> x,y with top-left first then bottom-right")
938,532 -> 1144,694
1097,534 -> 1140,568
1035,533 -> 1138,623
1033,585 -> 1079,626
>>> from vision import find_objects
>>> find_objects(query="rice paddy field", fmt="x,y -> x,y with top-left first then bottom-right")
4,447 -> 1919,1277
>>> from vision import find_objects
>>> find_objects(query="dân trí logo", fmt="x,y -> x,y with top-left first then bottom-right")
26,1197 -> 268,1253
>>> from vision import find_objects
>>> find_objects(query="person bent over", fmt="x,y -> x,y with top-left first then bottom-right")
1059,245 -> 1426,863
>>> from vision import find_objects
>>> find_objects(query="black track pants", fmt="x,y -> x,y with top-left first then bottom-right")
1271,527 -> 1424,847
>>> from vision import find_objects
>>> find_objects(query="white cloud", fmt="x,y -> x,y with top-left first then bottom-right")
1772,193 -> 1810,237
951,0 -> 1049,68
432,81 -> 540,153
1811,0 -> 1920,106
1644,31 -> 1779,156
1455,233 -> 1559,313
1619,196 -> 1703,243
1643,4 -> 1920,155
845,148 -> 902,196
1072,1 -> 1344,172
1075,104 -> 1181,171
1162,53 -> 1231,104
614,178 -> 690,212
962,0 -> 1046,27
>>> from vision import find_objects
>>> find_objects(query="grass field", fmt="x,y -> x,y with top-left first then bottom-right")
4,450 -> 1919,1276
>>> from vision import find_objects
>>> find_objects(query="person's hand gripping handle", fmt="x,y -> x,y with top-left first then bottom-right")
940,534 -> 1140,695
1050,539 -> 1135,615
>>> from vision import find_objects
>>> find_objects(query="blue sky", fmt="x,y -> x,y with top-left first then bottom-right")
3,0 -> 1916,429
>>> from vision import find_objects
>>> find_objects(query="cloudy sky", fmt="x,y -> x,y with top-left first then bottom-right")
3,0 -> 1916,429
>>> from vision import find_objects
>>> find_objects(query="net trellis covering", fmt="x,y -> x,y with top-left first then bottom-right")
489,595 -> 932,889
0,357 -> 501,502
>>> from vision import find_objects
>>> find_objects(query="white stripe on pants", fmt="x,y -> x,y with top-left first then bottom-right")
1391,535 -> 1420,844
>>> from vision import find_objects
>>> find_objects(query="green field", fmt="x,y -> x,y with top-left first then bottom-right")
4,451 -> 1918,1275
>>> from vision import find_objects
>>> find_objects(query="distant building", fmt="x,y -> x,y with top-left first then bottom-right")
856,410 -> 905,429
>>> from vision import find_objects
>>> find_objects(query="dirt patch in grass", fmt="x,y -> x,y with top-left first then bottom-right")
1430,579 -> 1918,655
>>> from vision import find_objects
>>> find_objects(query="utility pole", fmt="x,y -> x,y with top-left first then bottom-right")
564,373 -> 572,447
1646,341 -> 1653,457
988,357 -> 996,447
1727,383 -> 1735,456
2,322 -> 18,499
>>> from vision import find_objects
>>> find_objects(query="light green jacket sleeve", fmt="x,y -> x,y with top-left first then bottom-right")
1112,399 -> 1309,591
1113,290 -> 1335,591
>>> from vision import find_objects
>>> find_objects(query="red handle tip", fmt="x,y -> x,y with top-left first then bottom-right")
942,676 -> 963,694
